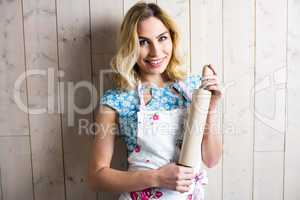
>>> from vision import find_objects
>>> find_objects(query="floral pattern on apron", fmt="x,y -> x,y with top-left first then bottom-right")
118,81 -> 208,200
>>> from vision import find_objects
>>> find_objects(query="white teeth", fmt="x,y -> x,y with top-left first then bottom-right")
151,60 -> 160,64
147,58 -> 164,65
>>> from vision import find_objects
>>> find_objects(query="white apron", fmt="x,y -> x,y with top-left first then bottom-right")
118,81 -> 208,200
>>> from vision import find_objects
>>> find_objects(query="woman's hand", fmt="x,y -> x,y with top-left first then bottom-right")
201,65 -> 222,111
155,163 -> 195,193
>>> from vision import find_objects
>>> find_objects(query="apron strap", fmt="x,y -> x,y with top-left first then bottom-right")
137,81 -> 146,109
137,79 -> 193,109
177,80 -> 193,101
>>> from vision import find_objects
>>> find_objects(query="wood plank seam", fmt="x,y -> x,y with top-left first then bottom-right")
0,135 -> 30,138
88,0 -> 96,126
220,0 -> 225,199
252,1 -> 256,199
0,165 -> 3,200
54,0 -> 67,199
20,0 -> 36,199
282,0 -> 289,199
221,0 -> 225,199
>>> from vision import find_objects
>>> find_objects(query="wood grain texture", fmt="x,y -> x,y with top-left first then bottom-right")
0,0 -> 29,136
56,0 -> 96,199
284,0 -> 300,199
190,0 -> 223,199
222,0 -> 255,199
254,152 -> 284,200
0,166 -> 2,200
90,0 -> 127,199
0,137 -> 33,200
253,0 -> 287,199
91,0 -> 123,102
22,0 -> 66,199
1,1 -> 300,199
254,0 -> 286,152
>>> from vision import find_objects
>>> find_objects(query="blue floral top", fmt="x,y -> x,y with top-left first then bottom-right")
100,75 -> 201,155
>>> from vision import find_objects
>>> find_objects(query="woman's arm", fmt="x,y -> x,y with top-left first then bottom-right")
201,107 -> 222,168
87,105 -> 158,192
88,105 -> 195,193
200,70 -> 223,168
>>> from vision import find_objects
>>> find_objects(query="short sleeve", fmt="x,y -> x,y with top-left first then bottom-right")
183,74 -> 202,94
99,89 -> 121,113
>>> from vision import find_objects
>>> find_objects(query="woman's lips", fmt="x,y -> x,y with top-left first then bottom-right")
145,57 -> 166,68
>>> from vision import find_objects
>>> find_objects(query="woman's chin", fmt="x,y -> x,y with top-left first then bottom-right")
145,62 -> 168,73
148,66 -> 167,74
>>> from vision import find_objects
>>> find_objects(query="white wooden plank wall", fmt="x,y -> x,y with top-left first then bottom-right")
0,0 -> 299,200
223,1 -> 254,200
22,1 -> 65,200
285,0 -> 300,199
254,0 -> 287,200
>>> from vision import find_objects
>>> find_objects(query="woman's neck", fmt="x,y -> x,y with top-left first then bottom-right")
139,74 -> 169,88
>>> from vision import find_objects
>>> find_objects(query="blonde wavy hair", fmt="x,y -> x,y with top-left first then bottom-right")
111,1 -> 187,90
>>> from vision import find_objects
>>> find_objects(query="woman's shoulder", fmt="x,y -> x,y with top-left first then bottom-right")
99,88 -> 137,115
100,88 -> 127,99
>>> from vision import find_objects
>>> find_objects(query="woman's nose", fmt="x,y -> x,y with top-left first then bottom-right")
149,42 -> 161,56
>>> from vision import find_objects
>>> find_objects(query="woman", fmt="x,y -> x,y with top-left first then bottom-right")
87,2 -> 222,200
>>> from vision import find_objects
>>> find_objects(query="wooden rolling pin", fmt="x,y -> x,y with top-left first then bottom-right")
178,65 -> 214,167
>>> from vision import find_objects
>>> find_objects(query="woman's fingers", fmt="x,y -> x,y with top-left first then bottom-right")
201,81 -> 222,97
157,163 -> 196,193
183,167 -> 194,174
177,165 -> 194,174
201,80 -> 218,89
176,179 -> 193,186
177,172 -> 195,180
175,179 -> 193,193
201,75 -> 219,89
206,85 -> 218,91
202,65 -> 223,104
202,75 -> 219,82
175,185 -> 190,193
174,166 -> 195,192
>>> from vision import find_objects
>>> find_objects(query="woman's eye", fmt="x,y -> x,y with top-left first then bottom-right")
139,40 -> 149,46
159,36 -> 168,41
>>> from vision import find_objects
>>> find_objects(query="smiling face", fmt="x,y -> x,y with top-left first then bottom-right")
136,16 -> 173,80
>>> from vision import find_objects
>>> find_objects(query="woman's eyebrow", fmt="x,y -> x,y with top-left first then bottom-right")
156,31 -> 169,38
138,31 -> 169,40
